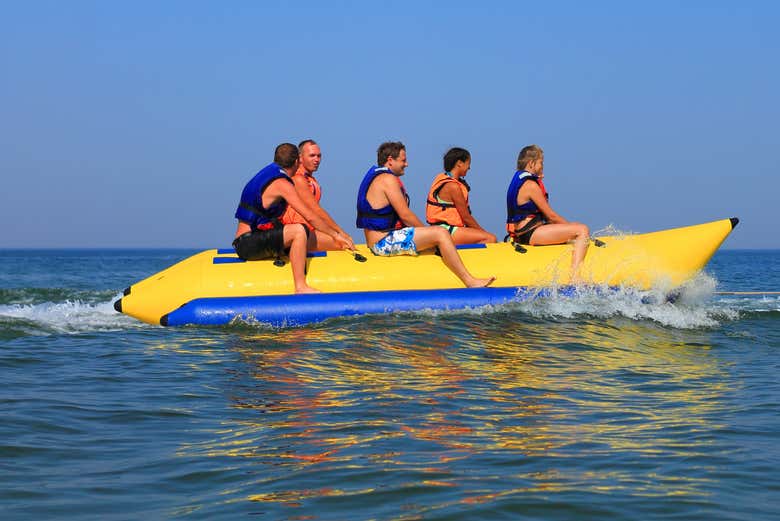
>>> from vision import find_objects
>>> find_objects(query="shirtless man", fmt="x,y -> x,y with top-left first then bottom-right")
233,143 -> 352,293
281,139 -> 355,251
355,141 -> 495,288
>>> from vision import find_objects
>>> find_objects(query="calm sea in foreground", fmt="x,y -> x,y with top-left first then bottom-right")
1,249 -> 778,520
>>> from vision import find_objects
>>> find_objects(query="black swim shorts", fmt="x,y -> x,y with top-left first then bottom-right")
512,215 -> 545,245
232,224 -> 285,261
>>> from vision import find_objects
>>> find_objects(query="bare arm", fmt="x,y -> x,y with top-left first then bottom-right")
520,182 -> 568,224
379,175 -> 425,227
291,176 -> 348,236
267,179 -> 352,249
439,183 -> 487,230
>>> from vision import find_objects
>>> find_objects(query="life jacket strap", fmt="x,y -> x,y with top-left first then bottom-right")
239,202 -> 264,217
357,209 -> 394,219
426,198 -> 455,209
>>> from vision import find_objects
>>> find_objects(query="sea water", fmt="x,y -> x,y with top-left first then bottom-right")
1,249 -> 778,520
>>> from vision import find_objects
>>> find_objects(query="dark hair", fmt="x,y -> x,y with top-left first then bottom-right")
274,143 -> 299,168
443,147 -> 470,172
517,144 -> 543,171
298,139 -> 317,153
377,141 -> 405,166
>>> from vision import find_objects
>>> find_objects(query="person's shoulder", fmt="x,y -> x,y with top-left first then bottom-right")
372,172 -> 401,190
268,175 -> 294,190
521,177 -> 543,192
375,171 -> 397,181
291,173 -> 309,185
291,164 -> 310,178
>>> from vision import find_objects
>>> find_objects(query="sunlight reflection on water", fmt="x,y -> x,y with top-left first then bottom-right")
168,314 -> 733,517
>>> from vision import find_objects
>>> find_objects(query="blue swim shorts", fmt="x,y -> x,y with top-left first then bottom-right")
370,227 -> 418,257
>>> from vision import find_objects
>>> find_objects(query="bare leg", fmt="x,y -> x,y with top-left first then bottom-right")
451,227 -> 497,245
307,229 -> 342,251
283,224 -> 320,293
530,222 -> 590,278
413,227 -> 496,288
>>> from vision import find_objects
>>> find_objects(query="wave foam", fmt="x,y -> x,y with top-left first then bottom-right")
507,273 -> 741,329
3,272 -> 774,334
0,295 -> 147,335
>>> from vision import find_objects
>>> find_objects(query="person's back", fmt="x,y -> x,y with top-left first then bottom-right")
356,141 -> 495,288
233,143 -> 352,293
425,147 -> 496,245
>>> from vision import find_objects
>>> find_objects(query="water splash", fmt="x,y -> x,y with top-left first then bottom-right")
0,295 -> 147,335
505,273 -> 740,329
591,223 -> 636,239
4,271 -> 776,334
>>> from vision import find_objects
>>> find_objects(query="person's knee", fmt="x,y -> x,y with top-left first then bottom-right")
285,223 -> 307,241
576,223 -> 590,238
432,226 -> 450,244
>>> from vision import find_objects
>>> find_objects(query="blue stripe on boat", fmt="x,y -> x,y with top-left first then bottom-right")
162,286 -> 581,327
212,250 -> 328,264
213,257 -> 245,264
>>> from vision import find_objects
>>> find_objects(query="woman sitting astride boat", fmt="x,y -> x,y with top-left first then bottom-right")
506,144 -> 590,278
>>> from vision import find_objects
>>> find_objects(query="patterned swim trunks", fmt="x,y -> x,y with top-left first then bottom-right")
370,227 -> 418,256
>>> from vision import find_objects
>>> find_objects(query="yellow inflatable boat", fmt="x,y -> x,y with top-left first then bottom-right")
113,218 -> 738,327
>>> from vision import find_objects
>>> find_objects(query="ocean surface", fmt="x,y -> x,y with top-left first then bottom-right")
1,248 -> 779,520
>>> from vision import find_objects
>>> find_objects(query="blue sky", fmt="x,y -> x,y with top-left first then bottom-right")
1,1 -> 778,248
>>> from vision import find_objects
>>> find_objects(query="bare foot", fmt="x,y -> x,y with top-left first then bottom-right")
295,285 -> 322,294
466,276 -> 496,288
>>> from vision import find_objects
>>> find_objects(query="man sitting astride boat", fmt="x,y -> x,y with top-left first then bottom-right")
281,139 -> 355,251
233,143 -> 353,294
425,147 -> 497,245
356,141 -> 496,288
506,144 -> 590,278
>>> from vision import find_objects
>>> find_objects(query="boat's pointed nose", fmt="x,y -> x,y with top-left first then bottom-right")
113,298 -> 122,313
730,217 -> 740,229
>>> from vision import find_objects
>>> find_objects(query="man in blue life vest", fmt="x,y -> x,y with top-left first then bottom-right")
356,141 -> 495,288
234,143 -> 354,294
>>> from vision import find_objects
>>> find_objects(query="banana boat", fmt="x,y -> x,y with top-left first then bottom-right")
114,218 -> 738,327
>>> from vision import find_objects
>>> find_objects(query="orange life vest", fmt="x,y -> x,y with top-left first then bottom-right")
281,166 -> 321,230
425,172 -> 470,227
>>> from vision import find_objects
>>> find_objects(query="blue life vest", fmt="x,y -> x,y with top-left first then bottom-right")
235,163 -> 293,229
506,170 -> 549,224
356,166 -> 409,231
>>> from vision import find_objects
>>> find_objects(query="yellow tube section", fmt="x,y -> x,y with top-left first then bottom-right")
117,218 -> 737,326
